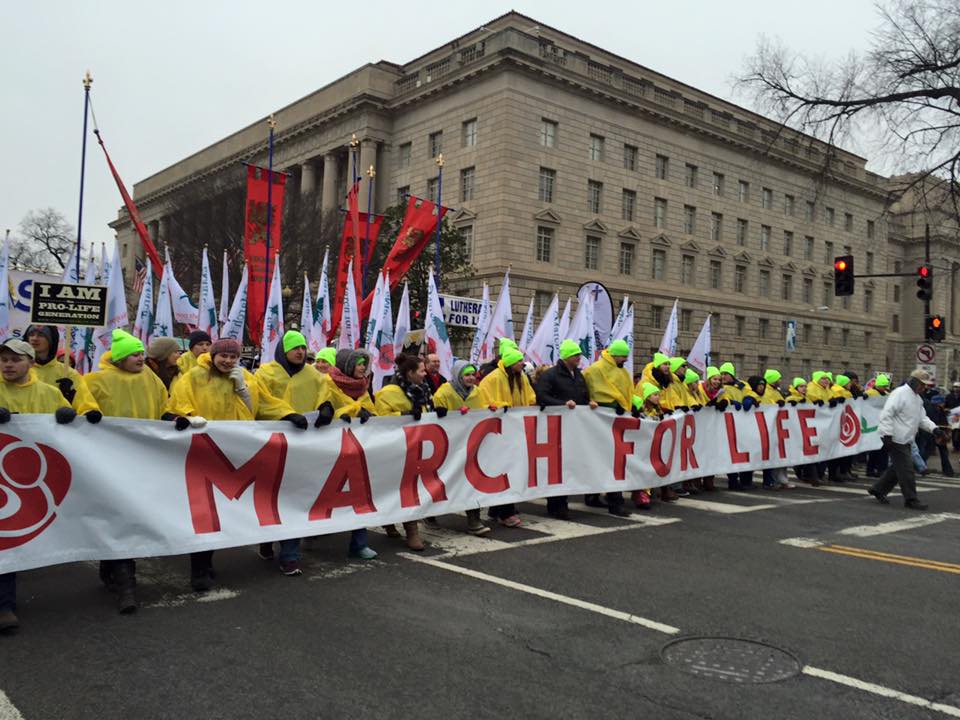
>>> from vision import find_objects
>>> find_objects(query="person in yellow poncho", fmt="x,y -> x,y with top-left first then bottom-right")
865,373 -> 891,398
757,369 -> 794,490
582,339 -> 635,515
661,357 -> 695,410
0,338 -> 78,637
145,337 -> 182,391
866,374 -> 892,478
805,371 -> 833,404
785,377 -> 820,486
825,373 -> 858,483
477,346 -> 536,528
23,325 -> 99,415
633,382 -> 665,509
176,330 -> 211,376
683,368 -> 715,493
168,337 -> 307,589
717,362 -> 755,491
787,377 -> 808,403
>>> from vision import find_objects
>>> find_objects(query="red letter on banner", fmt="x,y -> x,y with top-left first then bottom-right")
399,424 -> 449,508
775,410 -> 791,459
650,418 -> 677,477
464,418 -> 510,493
679,414 -> 699,472
797,409 -> 819,456
523,415 -> 563,487
724,414 -> 750,464
309,429 -> 377,520
185,433 -> 287,534
754,413 -> 771,461
612,417 -> 641,481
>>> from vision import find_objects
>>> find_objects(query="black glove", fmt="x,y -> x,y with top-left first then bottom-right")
837,397 -> 846,404
776,400 -> 785,408
502,406 -> 509,414
714,400 -> 728,412
881,435 -> 893,450
814,400 -> 825,407
662,409 -> 673,416
55,378 -> 76,404
435,407 -> 448,419
411,407 -> 422,421
615,405 -> 625,416
85,410 -> 102,424
55,407 -> 77,424
175,416 -> 191,431
828,398 -> 839,408
314,402 -> 335,428
161,412 -> 178,421
0,407 -> 10,424
788,400 -> 797,407
358,408 -> 372,424
539,404 -> 547,412
691,405 -> 702,412
284,413 -> 308,430
341,414 -> 352,424
677,406 -> 690,413
707,399 -> 717,407
631,408 -> 641,419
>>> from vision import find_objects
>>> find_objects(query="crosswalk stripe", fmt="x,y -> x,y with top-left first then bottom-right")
838,513 -> 960,538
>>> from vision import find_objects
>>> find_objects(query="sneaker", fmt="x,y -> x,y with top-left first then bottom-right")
0,609 -> 19,634
467,520 -> 492,536
608,505 -> 632,518
257,543 -> 275,560
349,546 -> 378,560
867,487 -> 889,504
776,482 -> 795,490
547,509 -> 571,521
499,514 -> 523,528
583,495 -> 607,508
904,499 -> 928,511
673,487 -> 690,497
191,573 -> 214,593
280,560 -> 303,576
633,490 -> 651,510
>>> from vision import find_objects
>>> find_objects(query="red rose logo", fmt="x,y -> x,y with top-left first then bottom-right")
839,405 -> 862,448
0,433 -> 71,551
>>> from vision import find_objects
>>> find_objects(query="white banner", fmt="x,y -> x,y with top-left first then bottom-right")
0,399 -> 882,574
440,294 -> 485,329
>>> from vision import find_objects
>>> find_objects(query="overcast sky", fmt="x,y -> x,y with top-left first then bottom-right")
1,0 -> 881,249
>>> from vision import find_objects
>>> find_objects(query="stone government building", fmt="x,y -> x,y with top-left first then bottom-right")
113,11 -> 959,383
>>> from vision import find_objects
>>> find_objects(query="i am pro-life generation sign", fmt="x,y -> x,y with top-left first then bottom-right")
30,282 -> 108,327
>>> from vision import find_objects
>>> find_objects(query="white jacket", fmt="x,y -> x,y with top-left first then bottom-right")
877,384 -> 937,444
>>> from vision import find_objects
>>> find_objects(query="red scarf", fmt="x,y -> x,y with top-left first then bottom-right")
329,366 -> 370,400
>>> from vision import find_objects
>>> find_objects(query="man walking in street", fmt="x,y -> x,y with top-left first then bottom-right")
869,368 -> 943,510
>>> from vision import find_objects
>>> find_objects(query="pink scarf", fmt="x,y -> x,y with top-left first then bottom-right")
329,366 -> 370,400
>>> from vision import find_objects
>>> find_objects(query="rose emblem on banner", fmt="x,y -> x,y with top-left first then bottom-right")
0,434 -> 72,551
839,405 -> 862,448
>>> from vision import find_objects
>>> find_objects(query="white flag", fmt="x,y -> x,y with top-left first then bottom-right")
99,242 -> 109,284
525,293 -> 559,367
220,264 -> 248,342
150,260 -> 175,345
309,249 -> 331,354
469,283 -> 492,364
218,250 -> 230,326
566,293 -> 595,369
337,259 -> 360,351
260,257 -> 284,361
197,248 -> 219,340
75,256 -> 98,372
59,254 -> 81,357
300,273 -> 314,340
609,298 -> 635,376
91,243 -> 129,369
518,297 -> 535,353
558,298 -> 572,341
369,272 -> 395,392
394,281 -> 411,357
659,299 -> 679,357
687,314 -> 711,375
482,270 -> 514,352
164,248 -> 199,326
609,296 -> 629,343
0,233 -> 10,340
425,270 -> 454,379
364,271 -> 386,350
132,267 -> 154,342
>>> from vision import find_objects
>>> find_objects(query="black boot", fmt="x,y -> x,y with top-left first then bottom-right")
190,552 -> 214,592
112,560 -> 138,615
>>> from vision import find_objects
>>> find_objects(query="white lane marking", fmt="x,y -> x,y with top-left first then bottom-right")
526,500 -> 681,526
401,553 -> 681,634
838,513 -> 960,538
917,479 -> 960,488
807,484 -> 940,496
779,537 -> 826,549
307,559 -> 389,581
144,588 -> 240,609
0,690 -> 24,720
672,497 -> 828,513
802,666 -> 960,718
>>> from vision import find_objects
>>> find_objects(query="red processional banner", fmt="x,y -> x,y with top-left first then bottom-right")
244,165 -> 287,344
330,183 -> 385,336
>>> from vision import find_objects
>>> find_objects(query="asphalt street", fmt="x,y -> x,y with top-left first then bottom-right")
2,466 -> 959,720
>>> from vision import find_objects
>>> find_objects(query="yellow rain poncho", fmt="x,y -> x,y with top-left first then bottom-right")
0,370 -> 70,413
478,361 -> 537,408
374,383 -> 432,416
787,386 -> 807,403
761,384 -> 785,404
32,359 -> 100,414
432,382 -> 483,411
177,351 -> 199,376
257,361 -> 363,416
168,354 -> 293,421
805,374 -> 833,403
583,350 -> 633,412
85,352 -> 169,419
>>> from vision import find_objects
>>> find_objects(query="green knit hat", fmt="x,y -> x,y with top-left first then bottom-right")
764,369 -> 782,385
684,369 -> 700,385
501,347 -> 524,368
719,361 -> 736,376
792,377 -> 807,388
653,352 -> 670,367
317,347 -> 337,365
836,374 -> 850,387
875,373 -> 891,388
499,338 -> 518,355
825,371 -> 834,381
706,366 -> 720,381
641,382 -> 660,401
282,330 -> 307,353
632,394 -> 643,410
669,356 -> 686,373
111,329 -> 144,363
559,339 -> 582,360
608,339 -> 630,357
811,371 -> 826,383
461,364 -> 477,376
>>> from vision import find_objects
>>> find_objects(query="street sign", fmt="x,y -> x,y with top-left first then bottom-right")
439,294 -> 483,328
30,282 -> 108,327
918,363 -> 937,383
916,343 -> 936,363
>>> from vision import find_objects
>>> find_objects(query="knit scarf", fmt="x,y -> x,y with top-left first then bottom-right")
329,366 -> 370,400
395,374 -> 435,412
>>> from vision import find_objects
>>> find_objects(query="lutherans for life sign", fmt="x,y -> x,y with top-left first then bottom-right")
439,294 -> 483,328
30,282 -> 108,327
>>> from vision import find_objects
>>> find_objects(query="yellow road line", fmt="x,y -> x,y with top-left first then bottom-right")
818,545 -> 960,575
828,544 -> 960,570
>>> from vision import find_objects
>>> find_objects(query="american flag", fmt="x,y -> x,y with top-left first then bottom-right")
133,257 -> 147,294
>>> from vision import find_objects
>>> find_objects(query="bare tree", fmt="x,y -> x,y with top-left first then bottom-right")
13,208 -> 79,273
738,0 -> 960,214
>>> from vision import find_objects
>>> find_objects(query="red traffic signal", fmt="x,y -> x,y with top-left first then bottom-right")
833,255 -> 854,296
917,265 -> 933,301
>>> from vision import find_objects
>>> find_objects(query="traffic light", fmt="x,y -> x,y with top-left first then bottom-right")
834,255 -> 854,296
927,314 -> 945,342
917,265 -> 933,301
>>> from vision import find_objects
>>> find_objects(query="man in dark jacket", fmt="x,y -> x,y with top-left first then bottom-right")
535,339 -> 597,519
945,382 -> 960,451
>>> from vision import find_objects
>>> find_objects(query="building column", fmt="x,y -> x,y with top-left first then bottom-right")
300,161 -> 317,195
321,153 -> 339,215
358,139 -> 378,213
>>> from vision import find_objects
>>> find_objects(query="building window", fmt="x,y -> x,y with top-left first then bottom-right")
736,218 -> 748,246
623,144 -> 638,171
760,225 -> 771,252
588,180 -> 603,214
803,324 -> 812,343
736,315 -> 746,335
759,269 -> 770,297
738,180 -> 750,202
782,273 -> 793,301
538,168 -> 556,203
713,314 -> 721,333
784,194 -> 795,216
866,251 -> 874,273
536,226 -> 553,262
711,213 -> 723,242
540,119 -> 557,147
867,220 -> 876,240
622,189 -> 636,221
459,167 -> 475,201
864,331 -> 872,348
584,235 -> 601,270
534,290 -> 552,319
459,224 -> 474,262
805,200 -> 815,222
734,354 -> 745,370
461,118 -> 477,147
398,143 -> 412,169
589,134 -> 605,161
713,172 -> 725,196
681,254 -> 695,285
710,260 -> 722,289
826,207 -> 835,226
652,248 -> 666,280
864,288 -> 874,313
803,277 -> 813,304
892,314 -> 900,332
804,235 -> 814,260
842,328 -> 850,346
894,285 -> 901,303
824,327 -> 832,344
734,264 -> 746,293
685,163 -> 698,188
758,354 -> 768,370
762,187 -> 773,209
683,205 -> 696,234
823,282 -> 832,307
681,309 -> 693,332
894,260 -> 902,273
655,154 -> 669,180
396,185 -> 410,204
783,231 -> 793,257
427,177 -> 438,202
652,305 -> 663,329
845,212 -> 854,232
759,318 -> 769,339
429,131 -> 443,158
824,240 -> 834,264
619,242 -> 635,275
654,198 -> 667,229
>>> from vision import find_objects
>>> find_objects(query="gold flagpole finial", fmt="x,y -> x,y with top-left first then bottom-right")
349,133 -> 359,149
82,70 -> 93,89
367,165 -> 376,179
267,114 -> 277,130
435,153 -> 444,168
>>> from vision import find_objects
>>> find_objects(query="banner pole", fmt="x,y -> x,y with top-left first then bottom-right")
362,164 -> 375,297
434,153 -> 444,289
264,114 -> 276,319
75,71 -> 93,281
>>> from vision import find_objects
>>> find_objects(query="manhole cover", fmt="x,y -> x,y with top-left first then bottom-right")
661,637 -> 801,684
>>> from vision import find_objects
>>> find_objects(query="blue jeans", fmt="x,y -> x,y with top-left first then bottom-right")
0,573 -> 15,612
911,441 -> 926,472
348,528 -> 369,554
278,539 -> 300,564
